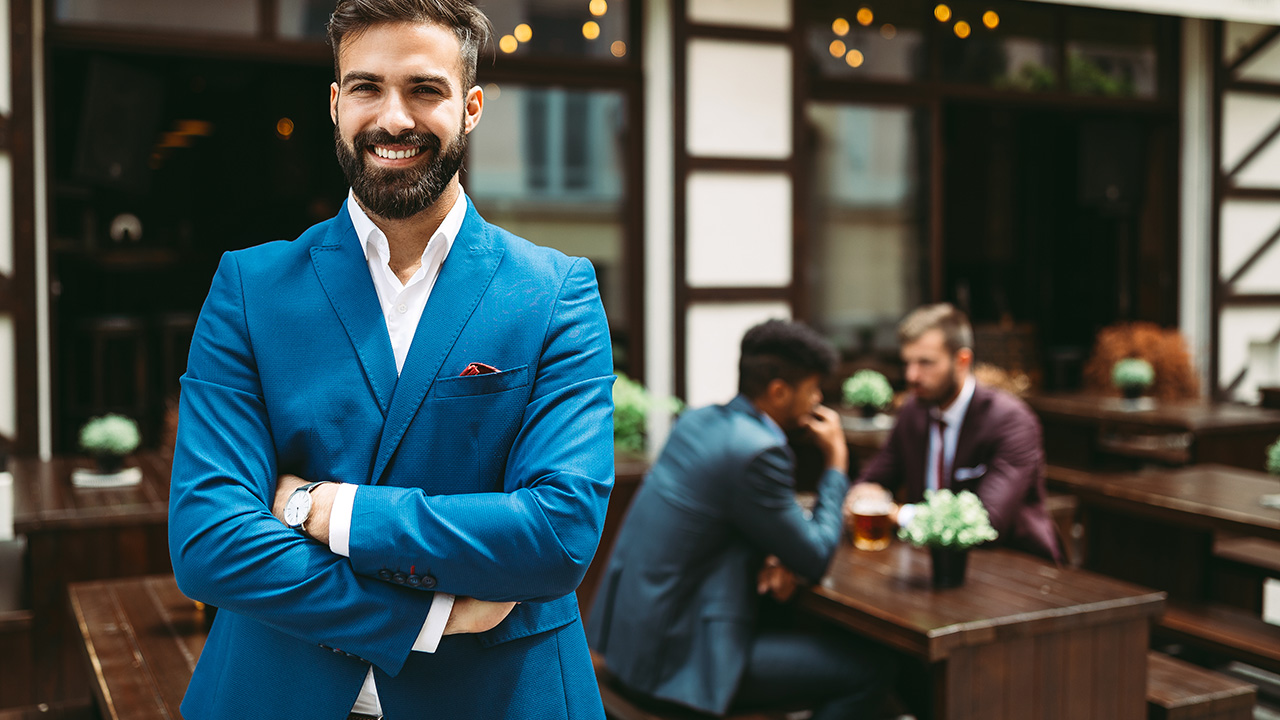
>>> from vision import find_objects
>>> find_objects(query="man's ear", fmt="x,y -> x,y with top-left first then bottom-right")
463,85 -> 484,134
955,347 -> 974,374
329,82 -> 339,125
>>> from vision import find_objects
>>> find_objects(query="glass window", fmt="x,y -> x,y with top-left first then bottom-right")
480,0 -> 631,62
807,0 -> 926,83
56,0 -> 258,34
806,103 -> 926,357
939,1 -> 1059,92
277,0 -> 336,40
1065,12 -> 1159,98
466,84 -> 632,367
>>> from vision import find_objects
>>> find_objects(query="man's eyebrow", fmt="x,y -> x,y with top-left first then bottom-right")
341,71 -> 383,86
408,74 -> 453,88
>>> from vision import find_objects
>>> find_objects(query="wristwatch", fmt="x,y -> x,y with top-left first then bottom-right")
283,481 -> 332,534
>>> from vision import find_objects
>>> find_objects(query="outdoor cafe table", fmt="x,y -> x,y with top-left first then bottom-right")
800,542 -> 1166,720
12,452 -> 173,705
1026,393 -> 1280,472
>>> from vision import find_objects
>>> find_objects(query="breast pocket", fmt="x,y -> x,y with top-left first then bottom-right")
431,364 -> 531,398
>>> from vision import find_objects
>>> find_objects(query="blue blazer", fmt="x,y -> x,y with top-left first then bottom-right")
169,198 -> 614,720
587,396 -> 849,715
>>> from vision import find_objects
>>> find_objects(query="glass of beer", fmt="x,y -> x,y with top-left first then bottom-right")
851,495 -> 894,551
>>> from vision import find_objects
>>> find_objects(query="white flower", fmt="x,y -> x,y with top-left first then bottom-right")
897,489 -> 998,549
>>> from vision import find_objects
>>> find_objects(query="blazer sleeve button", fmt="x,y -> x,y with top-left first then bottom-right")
421,575 -> 437,589
377,569 -> 392,580
393,572 -> 407,584
407,574 -> 422,587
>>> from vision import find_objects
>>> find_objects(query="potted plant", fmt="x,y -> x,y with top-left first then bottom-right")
898,489 -> 998,588
613,372 -> 682,458
1112,358 -> 1155,400
1267,436 -> 1280,476
79,413 -> 141,474
843,369 -> 893,419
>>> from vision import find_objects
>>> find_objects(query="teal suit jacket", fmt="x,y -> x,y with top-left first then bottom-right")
169,197 -> 614,719
587,396 -> 849,715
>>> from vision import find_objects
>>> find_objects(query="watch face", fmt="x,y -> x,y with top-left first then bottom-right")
284,489 -> 311,527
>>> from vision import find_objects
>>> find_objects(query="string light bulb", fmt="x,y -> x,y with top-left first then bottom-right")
954,20 -> 971,38
880,23 -> 897,39
856,8 -> 873,26
832,17 -> 850,36
846,49 -> 864,67
935,4 -> 952,22
589,0 -> 607,16
982,11 -> 999,29
611,40 -> 626,57
830,40 -> 847,57
582,21 -> 600,40
499,34 -> 518,53
514,23 -> 532,42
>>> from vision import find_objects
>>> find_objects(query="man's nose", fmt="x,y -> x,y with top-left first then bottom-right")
379,92 -> 414,136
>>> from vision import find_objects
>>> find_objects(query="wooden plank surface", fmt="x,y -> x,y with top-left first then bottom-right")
1026,394 -> 1280,434
1048,464 -> 1280,541
69,575 -> 207,720
12,453 -> 170,533
800,542 -> 1165,663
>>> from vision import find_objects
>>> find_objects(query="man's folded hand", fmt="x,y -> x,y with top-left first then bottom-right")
444,597 -> 517,635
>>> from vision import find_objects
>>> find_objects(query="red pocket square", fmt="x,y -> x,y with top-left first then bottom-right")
459,362 -> 500,376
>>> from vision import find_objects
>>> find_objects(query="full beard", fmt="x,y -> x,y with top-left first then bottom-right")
334,119 -> 467,220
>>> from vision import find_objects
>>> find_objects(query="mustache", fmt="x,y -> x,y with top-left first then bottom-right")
352,129 -> 441,154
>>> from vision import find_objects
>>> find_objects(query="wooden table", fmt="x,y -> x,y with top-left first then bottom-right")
801,542 -> 1166,720
1027,394 -> 1280,471
69,575 -> 205,720
12,452 -> 173,707
1046,464 -> 1280,601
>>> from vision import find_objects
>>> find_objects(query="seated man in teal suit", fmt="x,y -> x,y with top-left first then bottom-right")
168,1 -> 614,718
588,320 -> 894,719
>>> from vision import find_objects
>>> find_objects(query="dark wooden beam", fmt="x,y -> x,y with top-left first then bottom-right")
10,0 -> 37,462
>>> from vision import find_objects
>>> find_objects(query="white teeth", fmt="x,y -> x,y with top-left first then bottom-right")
374,146 -> 420,160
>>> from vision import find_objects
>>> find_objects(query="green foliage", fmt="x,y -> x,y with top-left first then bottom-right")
898,489 -> 998,549
1112,358 -> 1155,390
79,414 -> 140,456
1067,54 -> 1134,97
842,370 -> 893,410
613,373 -> 682,456
995,61 -> 1057,92
1268,437 -> 1280,476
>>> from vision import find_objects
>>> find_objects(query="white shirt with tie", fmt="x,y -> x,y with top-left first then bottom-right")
325,188 -> 467,716
896,373 -> 976,529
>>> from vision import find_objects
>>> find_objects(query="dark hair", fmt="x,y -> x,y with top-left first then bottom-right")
327,0 -> 492,89
898,303 -> 973,356
738,320 -> 839,399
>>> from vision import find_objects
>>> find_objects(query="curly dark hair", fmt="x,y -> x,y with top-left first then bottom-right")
327,0 -> 492,89
738,320 -> 839,399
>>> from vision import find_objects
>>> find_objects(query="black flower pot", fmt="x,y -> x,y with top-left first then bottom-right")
930,546 -> 969,589
859,404 -> 878,419
94,453 -> 125,474
1121,384 -> 1145,400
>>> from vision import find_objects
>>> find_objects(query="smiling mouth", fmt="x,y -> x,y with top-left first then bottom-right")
370,146 -> 422,160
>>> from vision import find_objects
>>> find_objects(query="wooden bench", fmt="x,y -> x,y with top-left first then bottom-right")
1212,535 -> 1280,614
1146,651 -> 1255,720
0,538 -> 34,710
591,650 -> 792,720
1156,602 -> 1280,675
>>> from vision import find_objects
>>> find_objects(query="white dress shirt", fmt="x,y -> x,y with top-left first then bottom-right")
329,188 -> 467,716
897,374 -> 976,529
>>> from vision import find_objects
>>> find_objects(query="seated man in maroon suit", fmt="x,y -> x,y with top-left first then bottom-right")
846,303 -> 1061,561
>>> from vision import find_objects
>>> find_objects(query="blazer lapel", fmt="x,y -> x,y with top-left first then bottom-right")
370,201 -> 504,485
952,385 -> 989,482
310,206 -> 397,416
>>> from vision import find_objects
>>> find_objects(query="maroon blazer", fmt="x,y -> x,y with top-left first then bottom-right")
859,383 -> 1061,562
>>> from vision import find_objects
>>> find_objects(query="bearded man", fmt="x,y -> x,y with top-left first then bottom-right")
167,1 -> 615,718
846,303 -> 1060,561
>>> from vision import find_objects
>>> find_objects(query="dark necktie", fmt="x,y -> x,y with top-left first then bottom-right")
935,417 -> 948,489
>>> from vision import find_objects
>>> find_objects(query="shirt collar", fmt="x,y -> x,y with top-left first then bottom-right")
346,187 -> 468,264
933,373 -> 976,428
